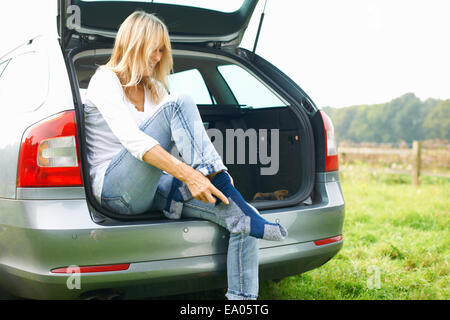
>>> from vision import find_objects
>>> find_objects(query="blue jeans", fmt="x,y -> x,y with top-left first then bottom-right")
100,93 -> 259,300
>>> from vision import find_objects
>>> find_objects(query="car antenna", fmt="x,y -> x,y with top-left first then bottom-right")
252,0 -> 268,59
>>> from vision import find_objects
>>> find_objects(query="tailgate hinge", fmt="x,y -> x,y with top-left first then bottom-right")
79,34 -> 92,48
206,41 -> 223,49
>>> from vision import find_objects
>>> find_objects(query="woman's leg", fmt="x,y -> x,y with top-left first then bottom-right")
101,93 -> 227,214
102,92 -> 260,298
152,177 -> 259,300
101,92 -> 286,242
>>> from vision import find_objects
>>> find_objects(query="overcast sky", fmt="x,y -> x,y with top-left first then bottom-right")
241,0 -> 450,108
1,0 -> 449,108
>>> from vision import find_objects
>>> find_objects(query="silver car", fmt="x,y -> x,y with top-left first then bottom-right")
0,0 -> 345,300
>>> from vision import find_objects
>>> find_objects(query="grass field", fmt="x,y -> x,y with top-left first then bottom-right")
258,163 -> 449,300
171,162 -> 449,300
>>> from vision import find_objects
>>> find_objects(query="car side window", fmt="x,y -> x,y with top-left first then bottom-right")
0,59 -> 10,78
0,51 -> 48,113
217,64 -> 286,108
168,69 -> 213,104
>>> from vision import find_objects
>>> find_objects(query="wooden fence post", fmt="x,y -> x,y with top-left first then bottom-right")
412,140 -> 422,186
341,152 -> 346,164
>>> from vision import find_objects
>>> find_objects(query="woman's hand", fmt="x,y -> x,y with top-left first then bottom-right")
185,169 -> 229,205
141,145 -> 229,205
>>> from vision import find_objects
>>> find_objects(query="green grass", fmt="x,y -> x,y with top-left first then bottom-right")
258,164 -> 449,300
161,163 -> 449,300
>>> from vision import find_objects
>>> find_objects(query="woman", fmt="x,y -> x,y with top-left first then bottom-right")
84,10 -> 287,300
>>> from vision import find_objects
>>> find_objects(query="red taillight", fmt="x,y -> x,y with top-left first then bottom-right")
17,110 -> 83,187
51,264 -> 130,274
314,235 -> 343,246
320,111 -> 338,171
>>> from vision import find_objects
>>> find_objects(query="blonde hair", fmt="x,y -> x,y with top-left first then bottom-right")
101,10 -> 173,105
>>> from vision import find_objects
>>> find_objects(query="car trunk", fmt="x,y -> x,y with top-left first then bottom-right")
68,45 -> 316,222
60,0 -> 317,221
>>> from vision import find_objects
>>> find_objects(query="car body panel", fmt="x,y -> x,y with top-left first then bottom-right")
1,173 -> 343,255
0,172 -> 344,299
0,35 -> 75,200
1,239 -> 342,299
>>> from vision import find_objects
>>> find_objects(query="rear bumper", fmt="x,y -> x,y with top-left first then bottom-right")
0,239 -> 342,299
0,172 -> 344,299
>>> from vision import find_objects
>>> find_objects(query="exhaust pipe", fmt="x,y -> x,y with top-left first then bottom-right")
80,289 -> 124,300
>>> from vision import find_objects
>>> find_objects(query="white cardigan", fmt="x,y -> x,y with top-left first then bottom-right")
84,67 -> 168,204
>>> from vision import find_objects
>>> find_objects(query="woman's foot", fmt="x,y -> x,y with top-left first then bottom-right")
210,171 -> 288,241
163,171 -> 287,241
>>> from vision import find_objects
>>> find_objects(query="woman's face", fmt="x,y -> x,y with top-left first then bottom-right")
145,43 -> 165,76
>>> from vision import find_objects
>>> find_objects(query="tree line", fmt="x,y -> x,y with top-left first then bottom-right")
322,93 -> 450,145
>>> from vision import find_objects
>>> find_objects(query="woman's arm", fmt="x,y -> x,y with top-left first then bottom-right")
143,145 -> 229,205
86,69 -> 160,161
